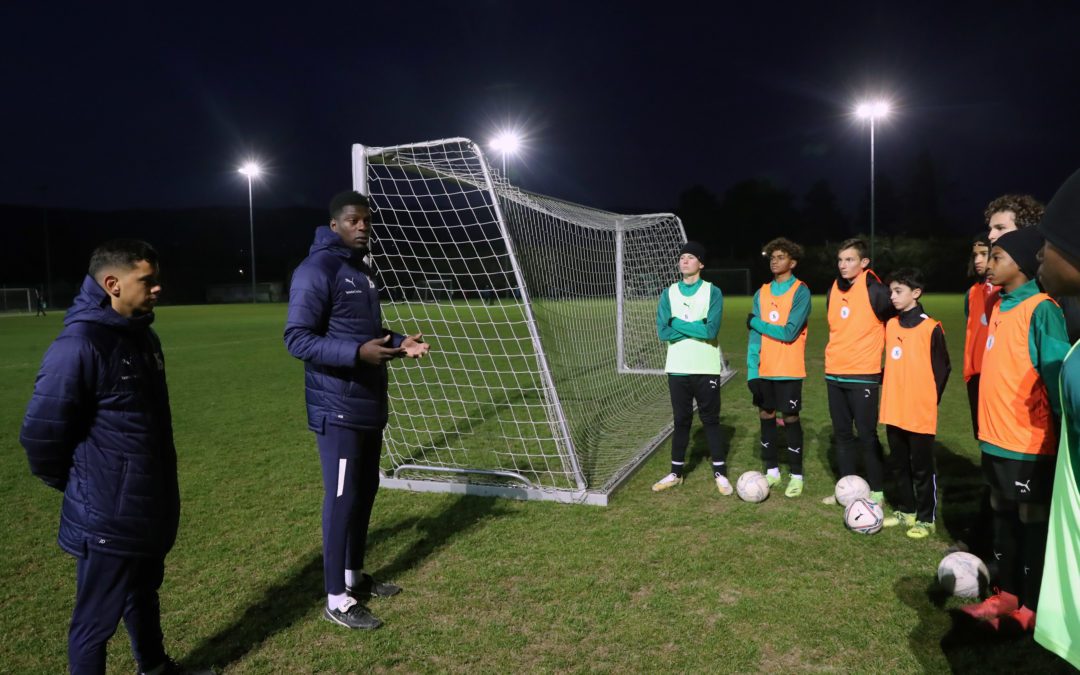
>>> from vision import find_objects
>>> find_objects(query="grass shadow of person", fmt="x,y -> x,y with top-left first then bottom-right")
179,494 -> 504,671
894,573 -> 1076,673
682,422 -> 738,478
934,442 -> 994,564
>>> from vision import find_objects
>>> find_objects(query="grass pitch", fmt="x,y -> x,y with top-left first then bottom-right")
0,297 -> 1074,673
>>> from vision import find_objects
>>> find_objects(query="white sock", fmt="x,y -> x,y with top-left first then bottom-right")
791,474 -> 803,481
766,467 -> 781,479
328,592 -> 349,611
345,568 -> 363,587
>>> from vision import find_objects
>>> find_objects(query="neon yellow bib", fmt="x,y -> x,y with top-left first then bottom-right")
664,281 -> 722,374
1035,340 -> 1080,668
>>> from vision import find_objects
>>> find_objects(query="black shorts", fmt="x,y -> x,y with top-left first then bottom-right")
981,453 -> 1055,503
749,378 -> 803,415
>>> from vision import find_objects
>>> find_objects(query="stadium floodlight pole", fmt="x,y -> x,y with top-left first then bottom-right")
856,100 -> 890,264
238,162 -> 261,303
488,130 -> 522,181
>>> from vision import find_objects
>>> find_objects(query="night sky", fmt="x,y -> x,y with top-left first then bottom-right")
3,2 -> 1079,221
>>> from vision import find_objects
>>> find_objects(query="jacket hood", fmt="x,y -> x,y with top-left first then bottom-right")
64,275 -> 154,331
310,225 -> 364,260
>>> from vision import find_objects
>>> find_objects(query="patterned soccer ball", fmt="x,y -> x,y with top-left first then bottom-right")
834,475 -> 871,507
937,552 -> 990,598
844,497 -> 884,534
736,471 -> 770,503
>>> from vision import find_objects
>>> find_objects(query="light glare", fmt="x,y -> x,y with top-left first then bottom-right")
238,162 -> 262,177
855,100 -> 890,120
489,131 -> 522,155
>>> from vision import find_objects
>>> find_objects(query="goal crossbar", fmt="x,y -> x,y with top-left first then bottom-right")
353,137 -> 735,505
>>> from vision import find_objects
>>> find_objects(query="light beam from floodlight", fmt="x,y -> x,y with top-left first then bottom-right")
855,100 -> 891,263
489,131 -> 522,180
238,162 -> 262,303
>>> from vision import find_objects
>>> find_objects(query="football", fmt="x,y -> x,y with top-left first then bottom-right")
844,497 -> 884,534
937,551 -> 990,598
736,471 -> 770,503
834,474 -> 871,507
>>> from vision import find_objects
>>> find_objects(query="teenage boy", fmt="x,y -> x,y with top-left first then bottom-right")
823,238 -> 894,504
878,268 -> 950,538
1034,167 -> 1080,666
746,237 -> 811,497
285,191 -> 429,631
985,193 -> 1044,245
20,240 -> 192,675
962,227 -> 1069,634
654,241 -> 729,494
963,234 -> 998,437
985,193 -> 1080,343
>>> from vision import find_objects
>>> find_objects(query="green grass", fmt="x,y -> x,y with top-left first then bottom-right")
0,297 -> 1074,673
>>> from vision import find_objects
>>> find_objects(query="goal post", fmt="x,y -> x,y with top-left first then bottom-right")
353,138 -> 736,504
0,288 -> 34,314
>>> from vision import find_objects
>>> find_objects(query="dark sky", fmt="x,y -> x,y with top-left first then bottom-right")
3,2 -> 1079,220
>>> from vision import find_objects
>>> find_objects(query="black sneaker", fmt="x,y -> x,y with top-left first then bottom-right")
323,597 -> 383,630
141,657 -> 215,674
347,572 -> 402,599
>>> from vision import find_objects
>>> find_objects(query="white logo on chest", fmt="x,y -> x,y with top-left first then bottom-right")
986,335 -> 995,351
344,276 -> 364,295
839,306 -> 850,319
768,310 -> 780,322
890,346 -> 903,360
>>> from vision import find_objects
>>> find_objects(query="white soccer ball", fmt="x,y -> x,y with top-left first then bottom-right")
736,471 -> 770,503
844,497 -> 884,534
937,552 -> 990,598
835,475 -> 871,507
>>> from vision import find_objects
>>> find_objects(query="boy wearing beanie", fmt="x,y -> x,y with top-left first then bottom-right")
962,227 -> 1070,633
654,241 -> 730,494
1033,167 -> 1080,666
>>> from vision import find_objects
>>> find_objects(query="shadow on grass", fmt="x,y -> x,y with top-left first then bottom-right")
179,494 -> 503,671
894,574 -> 1075,673
682,423 -> 738,477
934,442 -> 994,563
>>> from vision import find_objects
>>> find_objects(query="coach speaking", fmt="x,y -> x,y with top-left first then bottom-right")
284,190 -> 429,631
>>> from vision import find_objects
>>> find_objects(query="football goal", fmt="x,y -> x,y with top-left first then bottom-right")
0,288 -> 34,314
353,138 -> 736,505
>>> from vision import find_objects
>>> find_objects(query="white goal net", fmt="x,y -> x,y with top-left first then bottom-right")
353,138 -> 735,504
0,288 -> 34,314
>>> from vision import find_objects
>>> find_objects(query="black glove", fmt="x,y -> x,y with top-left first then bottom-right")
746,313 -> 755,331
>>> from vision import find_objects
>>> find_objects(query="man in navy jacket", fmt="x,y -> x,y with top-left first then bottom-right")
20,240 -> 184,675
285,190 -> 429,630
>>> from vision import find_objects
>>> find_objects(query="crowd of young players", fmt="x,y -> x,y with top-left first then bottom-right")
653,171 -> 1080,662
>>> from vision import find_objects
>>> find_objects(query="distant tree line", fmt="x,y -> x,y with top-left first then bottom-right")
0,153 -> 979,306
676,152 -> 976,293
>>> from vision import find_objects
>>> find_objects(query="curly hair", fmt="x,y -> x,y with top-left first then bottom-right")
984,194 -> 1045,229
761,237 -> 804,261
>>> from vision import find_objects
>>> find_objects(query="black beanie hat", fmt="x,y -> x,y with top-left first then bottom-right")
994,227 -> 1044,280
680,240 -> 707,263
1038,167 -> 1080,261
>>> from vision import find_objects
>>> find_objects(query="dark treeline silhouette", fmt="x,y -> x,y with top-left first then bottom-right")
1,205 -> 323,306
1,154 -> 982,306
676,152 -> 977,294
